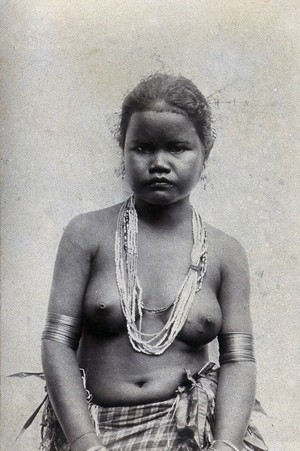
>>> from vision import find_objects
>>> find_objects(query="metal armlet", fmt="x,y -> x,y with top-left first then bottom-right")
42,312 -> 82,350
218,332 -> 256,365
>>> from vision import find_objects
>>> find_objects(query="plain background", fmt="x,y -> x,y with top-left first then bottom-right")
1,1 -> 299,450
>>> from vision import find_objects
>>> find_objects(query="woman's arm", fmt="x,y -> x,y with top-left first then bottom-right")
213,236 -> 256,451
42,215 -> 105,451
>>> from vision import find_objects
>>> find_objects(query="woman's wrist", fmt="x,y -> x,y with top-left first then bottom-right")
86,447 -> 107,451
70,431 -> 102,451
209,439 -> 240,451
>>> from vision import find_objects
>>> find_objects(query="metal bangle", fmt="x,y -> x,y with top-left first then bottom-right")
42,312 -> 82,350
212,439 -> 240,451
218,332 -> 256,365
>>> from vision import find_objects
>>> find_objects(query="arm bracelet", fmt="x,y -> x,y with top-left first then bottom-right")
42,312 -> 82,350
212,439 -> 240,451
218,332 -> 256,365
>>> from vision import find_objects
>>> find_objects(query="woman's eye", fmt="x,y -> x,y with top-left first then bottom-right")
134,145 -> 150,153
169,146 -> 187,153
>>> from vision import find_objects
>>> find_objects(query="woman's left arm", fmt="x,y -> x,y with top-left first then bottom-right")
213,236 -> 256,451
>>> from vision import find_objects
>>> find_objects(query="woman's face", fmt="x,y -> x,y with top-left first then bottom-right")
123,110 -> 205,206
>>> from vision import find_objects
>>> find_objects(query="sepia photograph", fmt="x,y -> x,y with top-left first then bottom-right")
1,1 -> 299,450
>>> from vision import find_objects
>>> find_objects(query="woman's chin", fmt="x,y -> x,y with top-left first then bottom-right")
135,192 -> 189,208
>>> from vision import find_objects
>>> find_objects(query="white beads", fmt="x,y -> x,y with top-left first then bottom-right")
115,195 -> 208,355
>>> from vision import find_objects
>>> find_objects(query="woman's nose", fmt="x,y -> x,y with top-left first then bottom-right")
148,150 -> 171,174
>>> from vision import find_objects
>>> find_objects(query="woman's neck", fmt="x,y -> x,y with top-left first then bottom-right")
134,195 -> 193,230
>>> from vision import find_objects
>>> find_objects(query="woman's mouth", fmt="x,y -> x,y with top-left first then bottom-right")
146,177 -> 174,188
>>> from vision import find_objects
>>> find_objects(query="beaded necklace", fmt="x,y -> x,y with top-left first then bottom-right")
115,195 -> 208,355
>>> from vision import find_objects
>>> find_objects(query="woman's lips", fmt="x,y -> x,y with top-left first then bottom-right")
146,177 -> 174,187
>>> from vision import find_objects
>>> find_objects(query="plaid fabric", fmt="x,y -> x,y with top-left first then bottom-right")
40,364 -> 268,451
90,399 -> 197,450
40,397 -> 203,450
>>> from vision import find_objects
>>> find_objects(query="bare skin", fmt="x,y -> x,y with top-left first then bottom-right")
78,205 -> 222,406
42,111 -> 256,451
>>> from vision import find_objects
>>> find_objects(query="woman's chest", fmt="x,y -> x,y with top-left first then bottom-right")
83,238 -> 222,345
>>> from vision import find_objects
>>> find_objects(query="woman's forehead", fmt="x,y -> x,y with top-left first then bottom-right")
126,110 -> 198,141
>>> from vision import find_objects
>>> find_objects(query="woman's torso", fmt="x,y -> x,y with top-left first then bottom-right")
76,204 -> 223,406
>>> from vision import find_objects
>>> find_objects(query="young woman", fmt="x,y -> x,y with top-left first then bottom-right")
41,74 -> 268,451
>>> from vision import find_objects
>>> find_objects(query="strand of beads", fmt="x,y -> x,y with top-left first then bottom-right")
115,195 -> 208,355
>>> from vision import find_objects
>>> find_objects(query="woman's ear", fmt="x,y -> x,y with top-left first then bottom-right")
115,152 -> 126,179
200,161 -> 209,190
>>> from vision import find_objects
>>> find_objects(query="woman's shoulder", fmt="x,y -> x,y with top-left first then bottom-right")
60,203 -> 123,249
69,203 -> 122,227
204,222 -> 248,268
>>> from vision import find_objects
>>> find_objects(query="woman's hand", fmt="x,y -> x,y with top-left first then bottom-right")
208,441 -> 240,451
86,447 -> 108,451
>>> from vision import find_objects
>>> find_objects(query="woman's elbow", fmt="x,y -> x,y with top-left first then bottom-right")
41,339 -> 76,372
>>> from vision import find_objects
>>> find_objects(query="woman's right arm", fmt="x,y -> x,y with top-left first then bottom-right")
41,215 -> 105,451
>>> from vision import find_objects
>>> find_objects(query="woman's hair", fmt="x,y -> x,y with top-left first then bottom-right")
118,73 -> 215,159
